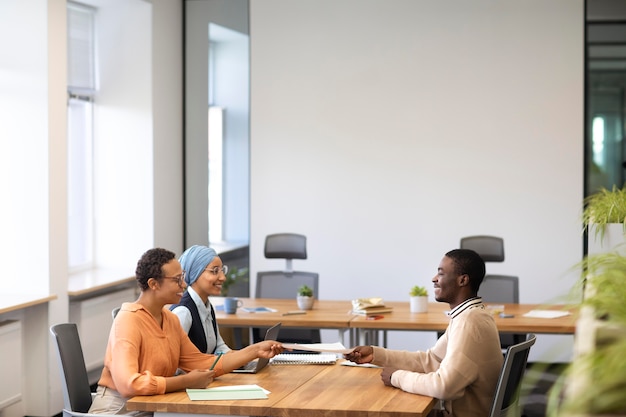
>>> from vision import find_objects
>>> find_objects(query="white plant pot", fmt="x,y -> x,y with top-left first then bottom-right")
587,223 -> 626,255
297,295 -> 314,310
410,296 -> 428,313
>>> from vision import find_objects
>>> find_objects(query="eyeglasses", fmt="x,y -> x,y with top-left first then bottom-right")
205,265 -> 229,276
162,271 -> 186,287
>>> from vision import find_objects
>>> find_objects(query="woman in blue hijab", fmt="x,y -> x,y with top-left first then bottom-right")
170,245 -> 231,354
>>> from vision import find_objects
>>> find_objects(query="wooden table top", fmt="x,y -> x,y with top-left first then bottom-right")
127,361 -> 436,417
212,298 -> 577,335
350,301 -> 577,334
271,362 -> 436,417
213,298 -> 356,329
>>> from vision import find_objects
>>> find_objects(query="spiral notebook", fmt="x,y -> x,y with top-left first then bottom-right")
270,353 -> 337,365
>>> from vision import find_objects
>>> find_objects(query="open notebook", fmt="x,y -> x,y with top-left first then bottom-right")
232,322 -> 281,374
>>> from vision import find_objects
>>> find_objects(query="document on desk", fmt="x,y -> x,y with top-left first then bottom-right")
186,385 -> 269,400
281,341 -> 355,354
522,310 -> 571,319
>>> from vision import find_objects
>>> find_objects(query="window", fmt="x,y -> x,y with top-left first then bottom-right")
67,2 -> 96,270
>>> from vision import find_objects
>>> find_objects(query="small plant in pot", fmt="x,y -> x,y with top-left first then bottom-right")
297,285 -> 314,310
409,285 -> 428,313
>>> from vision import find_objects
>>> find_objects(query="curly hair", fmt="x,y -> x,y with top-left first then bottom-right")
445,249 -> 486,294
135,248 -> 177,291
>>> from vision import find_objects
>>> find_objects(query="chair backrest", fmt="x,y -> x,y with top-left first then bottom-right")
460,235 -> 505,262
264,233 -> 307,272
255,233 -> 320,344
256,270 -> 319,299
461,235 -> 523,349
112,307 -> 120,319
50,323 -> 94,413
480,275 -> 519,304
489,333 -> 537,417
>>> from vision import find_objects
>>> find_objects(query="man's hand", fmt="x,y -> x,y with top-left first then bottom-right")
344,346 -> 374,364
380,367 -> 399,386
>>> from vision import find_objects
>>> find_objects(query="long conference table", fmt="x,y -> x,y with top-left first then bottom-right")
214,297 -> 576,347
127,360 -> 436,417
126,298 -> 576,417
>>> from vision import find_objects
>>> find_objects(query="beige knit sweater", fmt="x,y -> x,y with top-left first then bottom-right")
371,298 -> 503,417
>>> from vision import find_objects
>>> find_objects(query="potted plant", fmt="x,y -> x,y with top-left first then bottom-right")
297,285 -> 314,310
546,251 -> 626,416
409,285 -> 428,313
582,185 -> 626,253
220,266 -> 249,297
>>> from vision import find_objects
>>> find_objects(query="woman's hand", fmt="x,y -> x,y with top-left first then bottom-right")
255,340 -> 284,358
344,346 -> 374,364
184,369 -> 215,389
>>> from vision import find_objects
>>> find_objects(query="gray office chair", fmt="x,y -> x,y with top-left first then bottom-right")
461,235 -> 525,350
488,333 -> 536,417
254,233 -> 320,345
50,323 -> 115,417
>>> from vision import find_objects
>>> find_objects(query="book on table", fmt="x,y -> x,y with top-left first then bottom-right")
351,306 -> 394,315
351,297 -> 393,316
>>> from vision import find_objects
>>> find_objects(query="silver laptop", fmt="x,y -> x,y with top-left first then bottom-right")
232,322 -> 281,374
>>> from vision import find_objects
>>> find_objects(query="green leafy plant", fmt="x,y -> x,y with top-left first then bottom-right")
297,285 -> 313,297
409,285 -> 428,297
547,250 -> 626,416
220,266 -> 249,296
582,185 -> 626,242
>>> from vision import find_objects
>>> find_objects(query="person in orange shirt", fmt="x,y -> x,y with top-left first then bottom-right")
89,248 -> 283,415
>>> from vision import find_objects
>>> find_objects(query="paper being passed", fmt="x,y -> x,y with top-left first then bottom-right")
522,310 -> 571,319
187,385 -> 269,401
281,341 -> 355,354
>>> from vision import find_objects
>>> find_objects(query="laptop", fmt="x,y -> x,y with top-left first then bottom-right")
232,322 -> 282,373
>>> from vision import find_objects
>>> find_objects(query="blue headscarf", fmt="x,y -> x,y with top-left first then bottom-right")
179,245 -> 218,286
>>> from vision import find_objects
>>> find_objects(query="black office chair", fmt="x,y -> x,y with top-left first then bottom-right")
461,235 -> 525,350
488,333 -> 537,417
111,307 -> 120,320
50,323 -> 115,417
253,233 -> 321,345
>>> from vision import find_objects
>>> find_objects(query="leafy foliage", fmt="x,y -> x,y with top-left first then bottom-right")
547,249 -> 626,416
220,266 -> 249,296
297,285 -> 313,297
409,285 -> 428,297
582,185 -> 626,241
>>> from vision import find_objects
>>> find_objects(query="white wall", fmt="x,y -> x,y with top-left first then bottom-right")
250,0 -> 584,361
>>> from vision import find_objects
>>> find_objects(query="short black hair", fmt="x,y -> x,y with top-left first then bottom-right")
445,249 -> 486,293
135,248 -> 176,291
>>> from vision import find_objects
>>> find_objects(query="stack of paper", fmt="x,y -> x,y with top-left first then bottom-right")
271,353 -> 337,365
351,297 -> 393,316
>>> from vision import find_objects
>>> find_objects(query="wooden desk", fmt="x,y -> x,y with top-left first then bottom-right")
127,362 -> 436,417
213,298 -> 357,346
213,298 -> 355,329
350,302 -> 577,334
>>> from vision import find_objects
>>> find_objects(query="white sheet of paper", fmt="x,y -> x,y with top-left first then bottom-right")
281,341 -> 355,354
339,359 -> 381,368
522,310 -> 571,319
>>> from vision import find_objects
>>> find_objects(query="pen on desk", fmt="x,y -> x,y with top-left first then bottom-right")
282,310 -> 306,316
209,352 -> 223,370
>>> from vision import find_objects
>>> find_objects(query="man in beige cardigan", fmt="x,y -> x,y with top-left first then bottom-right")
345,249 -> 503,417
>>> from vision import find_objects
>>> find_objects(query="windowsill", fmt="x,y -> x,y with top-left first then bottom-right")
68,267 -> 136,300
210,240 -> 249,255
0,294 -> 57,315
